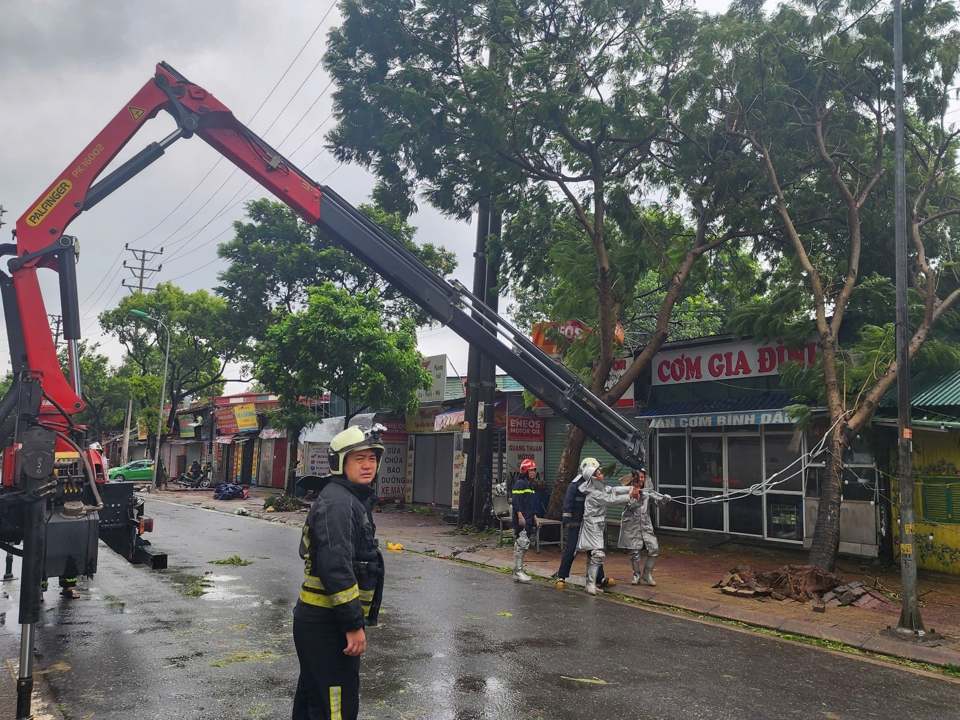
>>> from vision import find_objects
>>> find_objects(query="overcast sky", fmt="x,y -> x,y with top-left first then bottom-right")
0,0 -> 730,386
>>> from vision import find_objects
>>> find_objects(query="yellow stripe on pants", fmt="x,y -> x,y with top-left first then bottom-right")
330,685 -> 342,720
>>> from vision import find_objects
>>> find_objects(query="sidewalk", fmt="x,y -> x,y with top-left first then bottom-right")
148,486 -> 960,672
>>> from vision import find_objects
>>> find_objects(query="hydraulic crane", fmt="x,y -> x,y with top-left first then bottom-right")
3,62 -> 645,717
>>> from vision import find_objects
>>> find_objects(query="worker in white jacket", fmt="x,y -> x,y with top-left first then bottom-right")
576,464 -> 638,595
618,468 -> 671,586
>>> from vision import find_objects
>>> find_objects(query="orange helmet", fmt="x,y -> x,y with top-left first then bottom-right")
520,459 -> 537,473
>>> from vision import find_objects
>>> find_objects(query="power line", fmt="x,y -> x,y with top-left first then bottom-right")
78,3 -> 338,304
138,17 -> 338,265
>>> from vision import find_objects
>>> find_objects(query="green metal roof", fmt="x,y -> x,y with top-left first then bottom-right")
443,375 -> 523,401
445,377 -> 466,401
880,370 -> 960,409
496,376 -> 524,392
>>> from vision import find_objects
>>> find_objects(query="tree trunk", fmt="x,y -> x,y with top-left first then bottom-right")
808,427 -> 845,571
545,426 -> 587,519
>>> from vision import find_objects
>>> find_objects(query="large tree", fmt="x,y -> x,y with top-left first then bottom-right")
100,283 -> 235,450
699,0 -> 960,570
324,0 -> 765,507
59,342 -> 130,442
256,283 -> 431,425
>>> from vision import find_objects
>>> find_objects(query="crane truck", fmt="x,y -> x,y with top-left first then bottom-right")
2,62 -> 646,717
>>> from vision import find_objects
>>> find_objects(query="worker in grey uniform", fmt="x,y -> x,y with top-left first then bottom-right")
618,468 -> 671,586
576,464 -> 638,595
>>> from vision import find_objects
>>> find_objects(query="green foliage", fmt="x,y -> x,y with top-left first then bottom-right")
678,0 -> 960,570
58,342 -> 130,440
324,0 -> 730,400
262,494 -> 303,512
216,199 -> 456,348
256,283 -> 431,422
100,283 -> 234,433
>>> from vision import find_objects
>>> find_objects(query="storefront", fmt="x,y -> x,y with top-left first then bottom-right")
639,335 -> 881,556
404,407 -> 463,508
648,412 -> 805,542
297,413 -> 409,501
256,428 -> 289,490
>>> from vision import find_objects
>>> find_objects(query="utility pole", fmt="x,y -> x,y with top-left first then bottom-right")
48,314 -> 64,350
472,208 -> 502,530
121,397 -> 133,466
458,199 -> 491,527
892,0 -> 924,636
122,243 -> 163,293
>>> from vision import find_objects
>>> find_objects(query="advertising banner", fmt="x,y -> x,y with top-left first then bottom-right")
215,407 -> 239,435
380,418 -> 408,441
505,415 -> 545,478
404,436 -> 416,504
137,419 -> 148,441
406,406 -> 443,434
378,440 -> 407,499
532,320 -> 589,358
599,355 -> 636,408
451,433 -> 465,509
234,403 -> 258,431
416,354 -> 447,403
652,339 -> 819,386
178,416 -> 195,438
303,442 -> 331,477
646,410 -> 795,429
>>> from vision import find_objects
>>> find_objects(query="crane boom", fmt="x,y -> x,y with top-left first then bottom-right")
2,60 -> 646,718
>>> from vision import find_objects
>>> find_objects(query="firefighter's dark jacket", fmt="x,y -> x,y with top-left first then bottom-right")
561,474 -> 587,526
294,475 -> 384,632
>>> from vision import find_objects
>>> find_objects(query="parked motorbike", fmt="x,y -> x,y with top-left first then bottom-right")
172,463 -> 212,489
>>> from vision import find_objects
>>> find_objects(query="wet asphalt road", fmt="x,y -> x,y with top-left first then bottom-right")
16,499 -> 960,719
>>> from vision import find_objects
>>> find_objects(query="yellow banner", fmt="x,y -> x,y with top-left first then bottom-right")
233,403 -> 258,432
137,419 -> 148,440
405,407 -> 442,434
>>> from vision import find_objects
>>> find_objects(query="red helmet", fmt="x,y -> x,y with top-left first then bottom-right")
520,459 -> 537,473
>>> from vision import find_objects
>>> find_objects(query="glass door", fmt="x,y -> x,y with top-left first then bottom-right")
690,434 -> 724,531
726,434 -> 762,536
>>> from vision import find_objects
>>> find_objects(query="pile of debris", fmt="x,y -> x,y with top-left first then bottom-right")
714,564 -> 893,608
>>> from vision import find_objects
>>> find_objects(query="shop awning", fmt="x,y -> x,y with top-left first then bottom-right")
434,408 -> 465,432
640,393 -> 797,429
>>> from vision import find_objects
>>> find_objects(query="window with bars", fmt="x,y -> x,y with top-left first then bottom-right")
919,478 -> 960,524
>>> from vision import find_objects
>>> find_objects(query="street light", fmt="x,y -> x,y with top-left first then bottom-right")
130,309 -> 170,492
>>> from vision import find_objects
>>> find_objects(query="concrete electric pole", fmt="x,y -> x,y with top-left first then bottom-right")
892,0 -> 925,637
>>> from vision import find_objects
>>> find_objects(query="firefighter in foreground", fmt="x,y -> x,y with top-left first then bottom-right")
618,468 -> 671,586
293,425 -> 386,720
577,463 -> 639,595
511,458 -> 540,583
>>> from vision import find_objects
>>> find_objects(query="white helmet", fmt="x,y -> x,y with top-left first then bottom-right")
328,424 -> 386,475
580,457 -> 600,472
